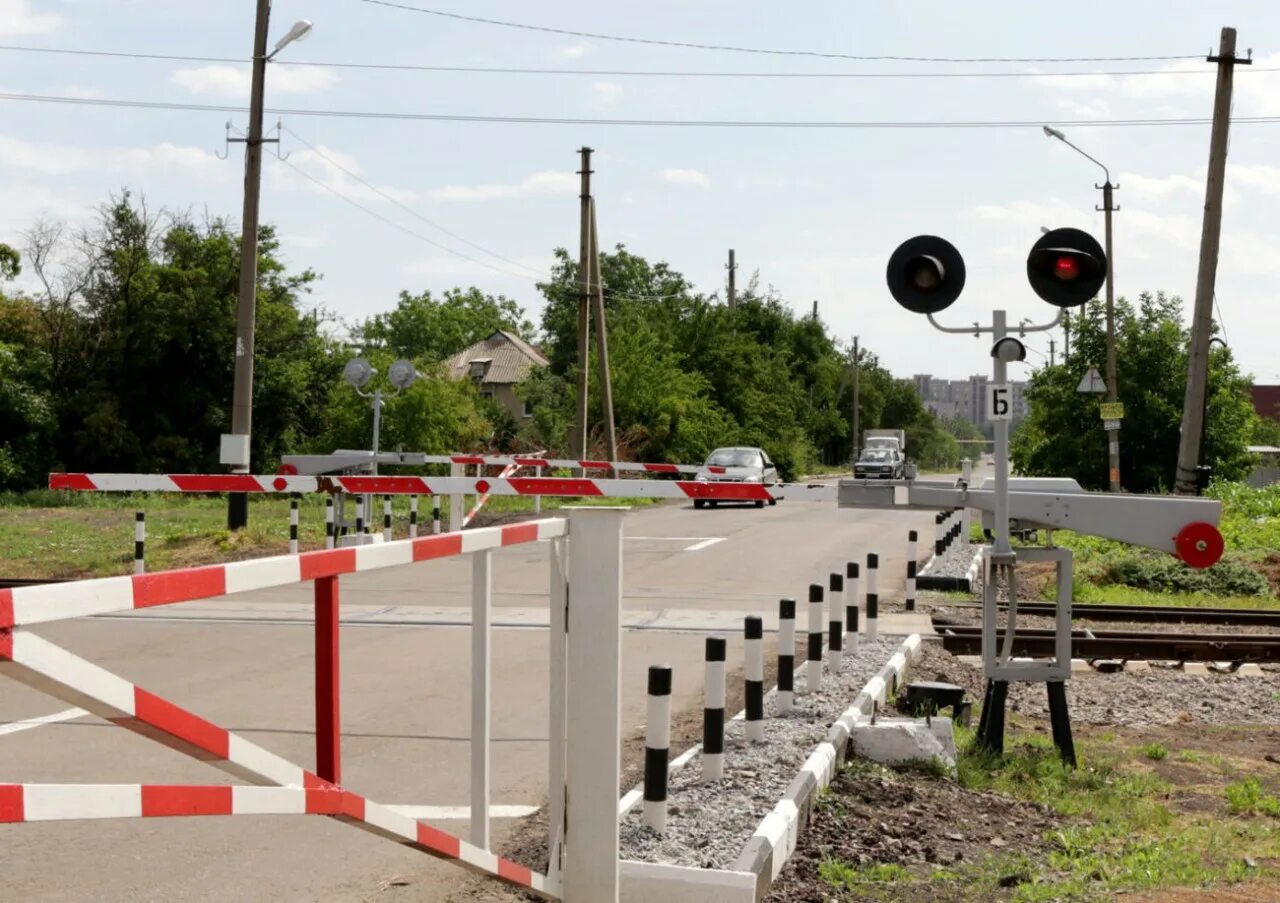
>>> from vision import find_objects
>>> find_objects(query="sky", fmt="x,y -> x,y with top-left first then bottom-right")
1,0 -> 1279,384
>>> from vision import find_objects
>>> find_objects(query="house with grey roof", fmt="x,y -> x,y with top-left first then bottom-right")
444,330 -> 549,422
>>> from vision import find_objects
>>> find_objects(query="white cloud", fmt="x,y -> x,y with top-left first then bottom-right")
171,65 -> 337,98
269,146 -> 418,204
660,168 -> 710,187
0,0 -> 60,36
0,134 -> 227,181
588,81 -> 623,111
555,42 -> 591,59
429,170 -> 576,201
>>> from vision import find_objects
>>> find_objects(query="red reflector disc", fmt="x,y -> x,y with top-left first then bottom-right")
1174,521 -> 1223,569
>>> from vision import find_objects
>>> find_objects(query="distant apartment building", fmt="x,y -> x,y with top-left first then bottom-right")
913,373 -> 1029,426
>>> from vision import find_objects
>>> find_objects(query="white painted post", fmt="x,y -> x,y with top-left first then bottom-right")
449,462 -> 465,532
409,494 -> 419,539
777,598 -> 796,713
289,497 -> 299,555
547,533 -> 568,881
702,637 -> 726,781
324,497 -> 335,550
906,530 -> 918,613
744,616 -> 764,742
827,572 -> 844,672
133,512 -> 145,575
643,665 -> 672,833
471,548 -> 492,849
432,496 -> 442,535
383,495 -> 393,543
564,507 -> 625,903
846,561 -> 860,651
866,552 -> 880,643
534,465 -> 543,515
807,584 -> 823,692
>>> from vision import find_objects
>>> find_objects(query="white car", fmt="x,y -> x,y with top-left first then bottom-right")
693,447 -> 780,509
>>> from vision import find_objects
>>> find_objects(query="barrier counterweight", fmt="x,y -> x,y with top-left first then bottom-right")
777,598 -> 796,713
702,637 -> 726,782
744,616 -> 764,742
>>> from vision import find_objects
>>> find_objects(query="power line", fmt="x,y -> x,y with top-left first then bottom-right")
6,90 -> 1280,128
358,0 -> 1202,64
279,123 -> 546,278
5,43 -> 1267,79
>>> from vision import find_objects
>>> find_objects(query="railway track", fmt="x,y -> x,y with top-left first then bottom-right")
932,618 -> 1280,663
936,600 -> 1280,627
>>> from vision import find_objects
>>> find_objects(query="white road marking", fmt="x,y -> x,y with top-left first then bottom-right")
628,536 -> 722,541
386,804 -> 538,820
0,707 -> 88,738
683,537 -> 727,552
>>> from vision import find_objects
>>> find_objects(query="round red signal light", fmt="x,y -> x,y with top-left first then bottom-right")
1053,255 -> 1081,281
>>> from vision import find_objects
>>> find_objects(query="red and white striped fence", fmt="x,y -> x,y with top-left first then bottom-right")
0,510 -> 631,901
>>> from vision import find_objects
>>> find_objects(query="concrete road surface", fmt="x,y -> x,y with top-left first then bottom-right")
1,488 -> 953,901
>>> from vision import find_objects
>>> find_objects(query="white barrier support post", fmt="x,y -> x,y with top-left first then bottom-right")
432,496 -> 442,535
866,552 -> 880,643
846,561 -> 860,650
471,547 -> 492,849
807,584 -> 823,692
546,534 -> 568,880
643,665 -> 672,833
409,494 -> 419,539
324,498 -> 335,550
449,462 -> 464,532
828,572 -> 844,672
703,636 -> 726,781
534,466 -> 542,515
133,511 -> 145,575
565,507 -> 624,903
744,616 -> 764,742
777,598 -> 796,713
383,495 -> 393,543
289,497 -> 299,555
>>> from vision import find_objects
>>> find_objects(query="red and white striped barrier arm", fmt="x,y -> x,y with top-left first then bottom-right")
49,473 -> 837,504
0,631 -> 554,897
0,519 -> 566,629
430,454 -> 737,476
463,461 -> 521,527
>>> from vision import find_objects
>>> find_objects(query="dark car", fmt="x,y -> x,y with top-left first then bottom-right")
854,447 -> 904,479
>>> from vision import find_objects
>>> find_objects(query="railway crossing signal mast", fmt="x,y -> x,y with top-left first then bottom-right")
837,227 -> 1226,764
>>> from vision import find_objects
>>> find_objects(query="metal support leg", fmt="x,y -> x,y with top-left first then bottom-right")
977,679 -> 1007,757
1047,681 -> 1076,768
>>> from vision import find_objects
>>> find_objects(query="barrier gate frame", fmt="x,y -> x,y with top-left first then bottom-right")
0,508 -> 630,901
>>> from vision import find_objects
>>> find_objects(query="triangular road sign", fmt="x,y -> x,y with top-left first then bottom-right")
1076,367 -> 1107,394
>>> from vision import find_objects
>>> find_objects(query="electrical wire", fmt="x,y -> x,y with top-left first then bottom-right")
4,43 -> 1266,79
5,91 -> 1279,128
358,1 -> 1203,64
279,123 -> 546,278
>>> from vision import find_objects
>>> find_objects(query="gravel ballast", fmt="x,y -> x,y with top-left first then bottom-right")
617,636 -> 902,870
919,540 -> 979,580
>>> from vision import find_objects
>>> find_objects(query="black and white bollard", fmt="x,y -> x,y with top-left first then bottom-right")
935,511 -> 945,557
777,598 -> 796,713
703,637 -> 726,781
383,495 -> 393,542
355,511 -> 364,537
907,529 -> 918,568
409,495 -> 419,539
432,497 -> 442,535
325,498 -> 335,550
866,552 -> 880,643
134,511 -> 145,575
845,562 -> 860,652
828,572 -> 844,673
745,616 -> 764,742
289,497 -> 299,555
644,665 -> 672,833
807,584 -> 824,692
906,559 -> 918,612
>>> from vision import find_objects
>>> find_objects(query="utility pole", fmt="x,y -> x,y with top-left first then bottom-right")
851,336 -> 860,467
588,199 -> 618,461
1063,312 -> 1070,362
727,249 -> 737,309
574,147 -> 592,462
1176,27 -> 1249,494
1100,180 -> 1121,492
226,0 -> 272,531
1049,338 -> 1056,367
812,300 -> 819,321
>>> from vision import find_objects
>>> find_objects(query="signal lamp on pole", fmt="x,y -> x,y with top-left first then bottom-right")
1027,228 -> 1107,308
887,236 -> 966,314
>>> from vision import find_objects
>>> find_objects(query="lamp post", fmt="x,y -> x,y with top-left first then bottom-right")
1043,125 -> 1121,492
225,6 -> 314,530
342,357 -> 418,538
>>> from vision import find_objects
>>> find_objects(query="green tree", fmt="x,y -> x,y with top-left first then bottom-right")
358,286 -> 533,361
1011,292 -> 1260,491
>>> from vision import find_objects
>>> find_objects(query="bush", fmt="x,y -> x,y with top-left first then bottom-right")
1098,550 -> 1269,597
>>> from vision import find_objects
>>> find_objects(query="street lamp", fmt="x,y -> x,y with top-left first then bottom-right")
343,357 -> 418,533
225,9 -> 316,531
1043,125 -> 1121,492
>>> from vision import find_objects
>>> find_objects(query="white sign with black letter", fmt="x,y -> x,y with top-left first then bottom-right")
987,383 -> 1012,421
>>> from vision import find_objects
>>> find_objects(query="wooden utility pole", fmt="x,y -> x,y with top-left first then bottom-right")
1175,27 -> 1249,495
589,199 -> 618,461
574,147 -> 592,461
727,249 -> 737,309
1049,338 -> 1056,367
812,300 -> 819,320
850,336 -> 860,466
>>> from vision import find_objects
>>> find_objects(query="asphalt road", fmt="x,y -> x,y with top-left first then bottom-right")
0,486 -> 955,902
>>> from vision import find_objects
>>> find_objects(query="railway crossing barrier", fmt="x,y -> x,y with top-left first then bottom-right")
0,508 -> 639,901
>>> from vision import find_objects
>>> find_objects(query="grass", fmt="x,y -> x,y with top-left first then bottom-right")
818,725 -> 1280,901
0,490 -> 659,579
